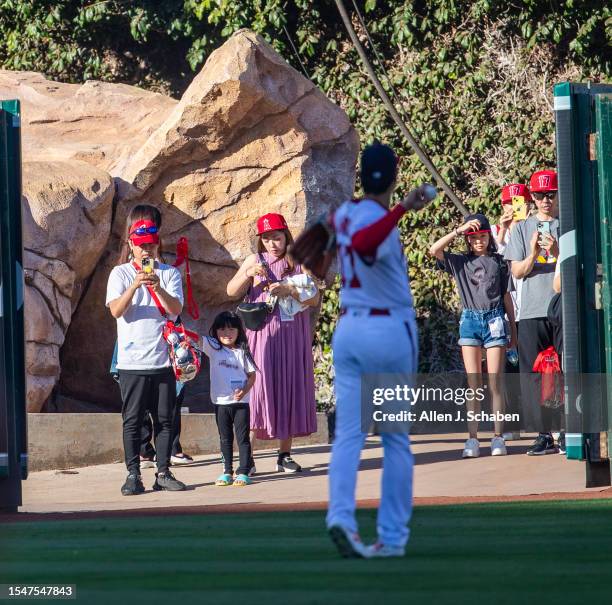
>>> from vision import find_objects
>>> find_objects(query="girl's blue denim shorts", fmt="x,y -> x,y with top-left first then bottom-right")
458,307 -> 508,349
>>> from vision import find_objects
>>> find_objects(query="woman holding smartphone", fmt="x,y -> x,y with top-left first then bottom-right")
106,204 -> 187,495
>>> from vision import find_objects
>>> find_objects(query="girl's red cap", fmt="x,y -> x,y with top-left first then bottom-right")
257,213 -> 288,235
501,183 -> 532,204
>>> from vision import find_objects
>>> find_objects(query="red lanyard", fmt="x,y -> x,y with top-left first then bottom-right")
131,236 -> 200,320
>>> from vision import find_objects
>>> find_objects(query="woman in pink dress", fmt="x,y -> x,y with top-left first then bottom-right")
226,213 -> 319,472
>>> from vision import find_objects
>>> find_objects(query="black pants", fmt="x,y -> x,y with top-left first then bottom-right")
215,403 -> 251,476
547,292 -> 563,361
119,369 -> 176,474
141,387 -> 184,458
518,317 -> 562,433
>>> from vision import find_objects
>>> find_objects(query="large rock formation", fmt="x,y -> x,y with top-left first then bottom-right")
21,161 -> 114,411
1,29 -> 359,410
0,71 -> 175,173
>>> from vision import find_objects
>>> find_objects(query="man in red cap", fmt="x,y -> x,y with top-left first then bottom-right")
504,169 -> 564,455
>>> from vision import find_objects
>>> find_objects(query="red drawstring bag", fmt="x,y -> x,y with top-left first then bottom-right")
532,346 -> 564,408
173,237 -> 199,320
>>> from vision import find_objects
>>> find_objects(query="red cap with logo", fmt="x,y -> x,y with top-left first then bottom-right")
501,183 -> 532,204
529,170 -> 558,193
129,219 -> 159,246
256,213 -> 288,235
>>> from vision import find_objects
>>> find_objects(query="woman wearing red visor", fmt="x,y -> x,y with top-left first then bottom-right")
106,205 -> 186,496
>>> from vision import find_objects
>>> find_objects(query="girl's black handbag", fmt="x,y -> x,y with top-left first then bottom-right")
236,254 -> 277,331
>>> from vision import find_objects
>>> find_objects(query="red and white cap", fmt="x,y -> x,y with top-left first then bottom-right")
529,170 -> 558,193
501,183 -> 532,204
129,219 -> 159,246
256,213 -> 288,235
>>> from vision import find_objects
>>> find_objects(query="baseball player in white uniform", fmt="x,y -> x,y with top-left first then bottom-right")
326,142 -> 434,558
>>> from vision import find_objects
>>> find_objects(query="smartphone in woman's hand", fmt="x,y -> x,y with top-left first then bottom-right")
142,257 -> 154,274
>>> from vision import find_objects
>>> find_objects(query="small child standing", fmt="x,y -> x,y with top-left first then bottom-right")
198,311 -> 257,486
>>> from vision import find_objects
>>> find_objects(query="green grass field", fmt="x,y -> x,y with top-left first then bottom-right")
1,500 -> 611,604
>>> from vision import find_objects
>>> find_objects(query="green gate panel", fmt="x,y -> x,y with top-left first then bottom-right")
595,94 -> 612,458
554,82 -> 612,473
0,99 -> 26,512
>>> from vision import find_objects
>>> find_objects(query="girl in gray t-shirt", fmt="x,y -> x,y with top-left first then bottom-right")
430,213 -> 517,460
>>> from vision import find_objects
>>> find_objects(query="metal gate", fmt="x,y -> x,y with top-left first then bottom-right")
554,82 -> 612,487
0,99 -> 27,512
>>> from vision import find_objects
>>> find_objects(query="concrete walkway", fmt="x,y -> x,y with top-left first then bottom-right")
15,433 -> 611,516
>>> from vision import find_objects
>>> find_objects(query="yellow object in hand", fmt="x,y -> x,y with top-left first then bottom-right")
511,196 -> 527,221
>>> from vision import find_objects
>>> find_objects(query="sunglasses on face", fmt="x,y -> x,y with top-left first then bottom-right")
532,191 -> 557,201
131,225 -> 159,236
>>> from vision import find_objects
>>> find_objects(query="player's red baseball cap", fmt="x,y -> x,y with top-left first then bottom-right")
501,183 -> 532,204
129,219 -> 159,246
257,213 -> 288,235
529,170 -> 558,193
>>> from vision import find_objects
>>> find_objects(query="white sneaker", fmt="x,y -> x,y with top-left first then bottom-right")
170,454 -> 193,465
491,436 -> 507,456
139,456 -> 156,469
462,438 -> 480,458
364,542 -> 406,558
248,465 -> 256,477
328,524 -> 367,558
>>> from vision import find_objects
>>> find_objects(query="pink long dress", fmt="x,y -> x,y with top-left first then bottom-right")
245,252 -> 317,440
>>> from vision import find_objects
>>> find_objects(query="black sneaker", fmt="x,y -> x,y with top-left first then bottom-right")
526,433 -> 558,456
276,452 -> 302,473
153,470 -> 186,491
557,432 -> 566,454
121,473 -> 145,496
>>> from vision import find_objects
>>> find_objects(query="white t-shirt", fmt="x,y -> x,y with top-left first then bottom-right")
201,337 -> 256,405
106,262 -> 183,370
333,199 -> 414,313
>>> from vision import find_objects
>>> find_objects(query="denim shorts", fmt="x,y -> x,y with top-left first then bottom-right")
458,307 -> 508,348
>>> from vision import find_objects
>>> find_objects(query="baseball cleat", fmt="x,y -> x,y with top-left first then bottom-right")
328,525 -> 367,558
364,542 -> 406,558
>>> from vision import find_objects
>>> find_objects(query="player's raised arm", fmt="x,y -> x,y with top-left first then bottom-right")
352,184 -> 436,258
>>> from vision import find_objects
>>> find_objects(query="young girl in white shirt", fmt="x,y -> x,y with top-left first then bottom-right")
198,312 -> 257,486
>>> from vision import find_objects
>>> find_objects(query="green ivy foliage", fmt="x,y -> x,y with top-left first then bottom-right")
1,1 -> 610,404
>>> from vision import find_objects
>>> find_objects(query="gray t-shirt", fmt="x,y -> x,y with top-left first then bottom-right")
503,215 -> 558,320
437,252 -> 510,311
